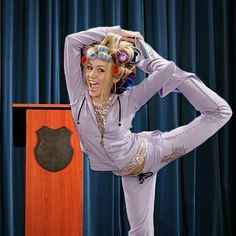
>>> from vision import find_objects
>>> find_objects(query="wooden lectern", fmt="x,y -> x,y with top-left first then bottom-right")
13,104 -> 83,236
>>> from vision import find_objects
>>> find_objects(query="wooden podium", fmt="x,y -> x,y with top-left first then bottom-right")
13,104 -> 83,236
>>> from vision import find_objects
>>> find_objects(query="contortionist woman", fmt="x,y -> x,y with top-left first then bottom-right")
64,26 -> 232,236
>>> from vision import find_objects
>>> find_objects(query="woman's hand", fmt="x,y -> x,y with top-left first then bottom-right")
121,29 -> 144,43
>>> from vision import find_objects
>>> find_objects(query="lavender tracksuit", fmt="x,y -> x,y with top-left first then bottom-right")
64,26 -> 232,236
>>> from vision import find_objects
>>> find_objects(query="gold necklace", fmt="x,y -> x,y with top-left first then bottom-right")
92,94 -> 114,146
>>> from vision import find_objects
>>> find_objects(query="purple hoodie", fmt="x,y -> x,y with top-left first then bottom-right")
64,26 -> 232,172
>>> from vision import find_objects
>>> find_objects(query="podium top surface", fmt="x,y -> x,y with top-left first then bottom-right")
13,104 -> 72,147
13,104 -> 71,109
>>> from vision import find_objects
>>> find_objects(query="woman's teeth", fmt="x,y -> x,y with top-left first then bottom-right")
89,81 -> 99,90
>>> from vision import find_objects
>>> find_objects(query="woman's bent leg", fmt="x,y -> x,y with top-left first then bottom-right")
148,76 -> 232,172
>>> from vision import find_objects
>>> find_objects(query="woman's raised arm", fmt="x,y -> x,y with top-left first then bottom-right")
64,26 -> 121,105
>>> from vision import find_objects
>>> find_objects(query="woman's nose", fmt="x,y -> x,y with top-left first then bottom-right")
89,69 -> 97,78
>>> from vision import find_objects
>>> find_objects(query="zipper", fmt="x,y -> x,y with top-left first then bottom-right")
78,94 -> 122,170
94,95 -> 121,169
99,134 -> 121,170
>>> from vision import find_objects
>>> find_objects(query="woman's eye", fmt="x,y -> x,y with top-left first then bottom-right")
87,65 -> 93,70
98,68 -> 105,73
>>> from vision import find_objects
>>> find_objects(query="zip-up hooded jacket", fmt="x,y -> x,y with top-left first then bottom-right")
64,26 -> 232,172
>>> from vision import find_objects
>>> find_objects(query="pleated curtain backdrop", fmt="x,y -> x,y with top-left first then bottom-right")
1,0 -> 235,235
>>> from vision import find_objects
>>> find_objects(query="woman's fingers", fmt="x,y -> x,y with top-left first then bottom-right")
121,29 -> 144,41
121,36 -> 135,43
135,32 -> 144,41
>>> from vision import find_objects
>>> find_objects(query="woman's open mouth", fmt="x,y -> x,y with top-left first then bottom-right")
88,80 -> 99,91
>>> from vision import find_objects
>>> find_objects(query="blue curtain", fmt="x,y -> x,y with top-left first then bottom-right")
1,0 -> 235,235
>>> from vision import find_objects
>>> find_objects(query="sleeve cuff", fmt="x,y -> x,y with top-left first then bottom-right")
158,66 -> 194,98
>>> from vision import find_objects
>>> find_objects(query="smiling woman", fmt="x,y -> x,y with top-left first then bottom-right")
85,60 -> 109,102
81,33 -> 137,103
64,26 -> 232,235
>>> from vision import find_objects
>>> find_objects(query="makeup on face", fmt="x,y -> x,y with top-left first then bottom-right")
85,59 -> 113,102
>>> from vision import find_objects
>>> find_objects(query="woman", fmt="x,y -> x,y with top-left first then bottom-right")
64,26 -> 232,236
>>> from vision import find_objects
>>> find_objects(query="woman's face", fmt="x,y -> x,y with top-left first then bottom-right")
85,59 -> 113,102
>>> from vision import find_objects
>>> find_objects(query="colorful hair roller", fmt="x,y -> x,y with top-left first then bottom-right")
129,47 -> 141,64
87,45 -> 112,62
87,50 -> 97,59
94,45 -> 109,53
97,51 -> 112,62
117,50 -> 129,63
81,55 -> 87,64
112,65 -> 120,76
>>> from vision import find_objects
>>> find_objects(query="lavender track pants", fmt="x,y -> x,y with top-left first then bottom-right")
122,76 -> 232,236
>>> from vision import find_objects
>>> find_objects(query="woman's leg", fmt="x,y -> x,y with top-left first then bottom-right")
122,173 -> 157,236
148,75 -> 232,172
122,76 -> 232,235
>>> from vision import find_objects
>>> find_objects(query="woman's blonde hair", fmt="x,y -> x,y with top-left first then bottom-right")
83,33 -> 138,100
99,33 -> 136,89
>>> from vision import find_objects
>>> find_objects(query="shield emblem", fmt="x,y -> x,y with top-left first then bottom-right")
35,126 -> 73,172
